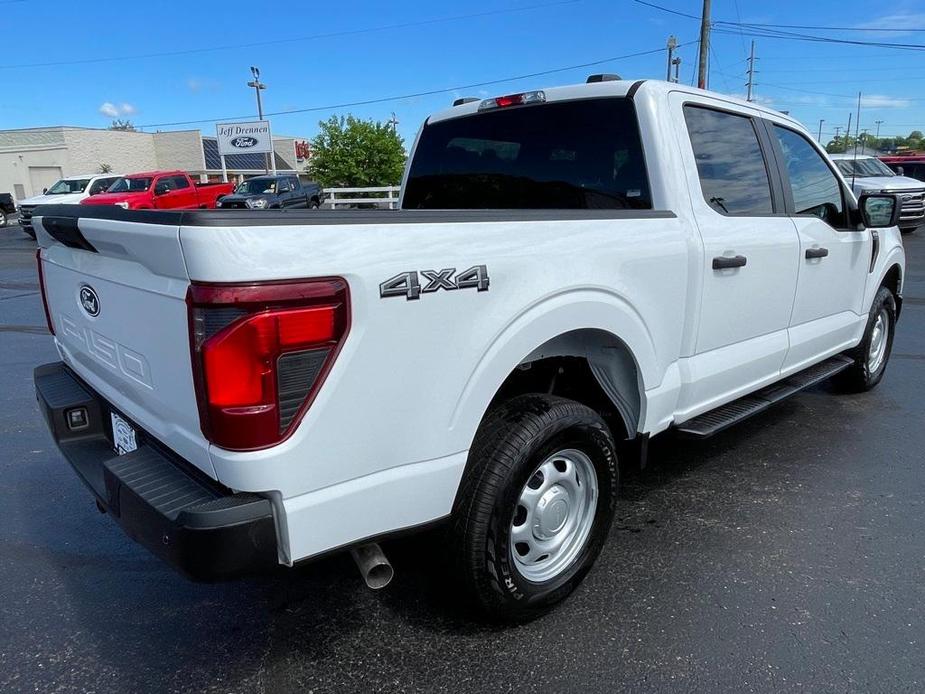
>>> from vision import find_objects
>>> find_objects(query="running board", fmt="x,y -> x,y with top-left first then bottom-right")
674,355 -> 853,439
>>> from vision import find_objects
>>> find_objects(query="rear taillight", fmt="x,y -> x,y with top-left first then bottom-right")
187,278 -> 349,451
36,249 -> 55,335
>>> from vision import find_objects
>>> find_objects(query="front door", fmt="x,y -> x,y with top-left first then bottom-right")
670,94 -> 801,416
765,123 -> 872,373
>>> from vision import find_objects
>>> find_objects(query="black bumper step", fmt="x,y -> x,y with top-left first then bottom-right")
675,355 -> 853,439
34,362 -> 279,581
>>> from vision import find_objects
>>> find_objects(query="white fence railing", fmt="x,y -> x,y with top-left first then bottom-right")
323,186 -> 400,210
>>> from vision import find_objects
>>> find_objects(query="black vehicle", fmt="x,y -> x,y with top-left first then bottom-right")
217,175 -> 323,210
0,193 -> 15,227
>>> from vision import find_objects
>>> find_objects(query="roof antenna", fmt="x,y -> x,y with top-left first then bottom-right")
852,91 -> 861,191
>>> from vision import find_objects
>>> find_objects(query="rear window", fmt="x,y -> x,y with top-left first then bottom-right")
402,97 -> 651,209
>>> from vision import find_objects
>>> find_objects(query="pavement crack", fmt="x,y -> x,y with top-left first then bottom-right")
0,324 -> 49,335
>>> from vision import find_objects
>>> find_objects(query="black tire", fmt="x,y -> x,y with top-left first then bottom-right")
310,198 -> 320,209
836,286 -> 896,392
0,210 -> 6,227
449,394 -> 618,622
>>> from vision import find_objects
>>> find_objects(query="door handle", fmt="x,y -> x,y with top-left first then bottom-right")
805,247 -> 829,259
712,254 -> 747,270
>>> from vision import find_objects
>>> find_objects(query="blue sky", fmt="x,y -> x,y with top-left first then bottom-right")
7,0 -> 925,147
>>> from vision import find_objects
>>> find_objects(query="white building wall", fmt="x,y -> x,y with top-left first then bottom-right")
153,130 -> 206,172
63,128 -> 158,176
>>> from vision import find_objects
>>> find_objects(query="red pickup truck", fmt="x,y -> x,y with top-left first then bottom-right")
80,170 -> 234,210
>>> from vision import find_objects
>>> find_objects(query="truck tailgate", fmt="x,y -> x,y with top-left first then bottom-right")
35,212 -> 214,478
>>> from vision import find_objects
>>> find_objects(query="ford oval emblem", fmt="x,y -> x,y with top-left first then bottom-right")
231,136 -> 258,149
79,285 -> 100,317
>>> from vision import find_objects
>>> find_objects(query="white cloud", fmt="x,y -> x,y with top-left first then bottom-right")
98,102 -> 120,118
98,101 -> 137,118
860,94 -> 910,109
857,13 -> 925,36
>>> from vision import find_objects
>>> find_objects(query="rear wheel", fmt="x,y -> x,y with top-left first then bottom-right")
837,286 -> 896,392
449,394 -> 618,622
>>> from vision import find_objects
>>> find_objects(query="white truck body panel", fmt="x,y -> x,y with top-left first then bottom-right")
35,80 -> 905,567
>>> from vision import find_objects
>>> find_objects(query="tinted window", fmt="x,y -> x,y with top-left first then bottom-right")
88,178 -> 113,195
684,105 -> 773,215
774,126 -> 846,228
168,175 -> 190,190
403,97 -> 651,209
109,177 -> 152,192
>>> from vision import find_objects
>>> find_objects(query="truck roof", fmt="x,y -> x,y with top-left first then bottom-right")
429,78 -> 804,131
123,170 -> 188,178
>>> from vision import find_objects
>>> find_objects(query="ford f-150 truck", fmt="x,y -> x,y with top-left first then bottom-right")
830,154 -> 924,233
17,173 -> 122,238
32,78 -> 905,622
80,170 -> 234,210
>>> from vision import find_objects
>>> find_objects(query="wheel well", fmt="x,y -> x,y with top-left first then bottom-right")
882,264 -> 903,317
488,329 -> 642,441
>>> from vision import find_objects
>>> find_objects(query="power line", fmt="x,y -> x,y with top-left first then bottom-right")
137,45 -> 680,129
632,0 -> 925,50
0,0 -> 581,70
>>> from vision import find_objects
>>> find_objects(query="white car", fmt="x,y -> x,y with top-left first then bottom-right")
830,154 -> 924,233
32,79 -> 905,622
17,173 -> 121,238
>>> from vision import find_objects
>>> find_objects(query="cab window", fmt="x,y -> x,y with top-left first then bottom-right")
773,126 -> 847,229
683,105 -> 774,216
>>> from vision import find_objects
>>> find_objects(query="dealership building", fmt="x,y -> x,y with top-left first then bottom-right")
0,126 -> 311,201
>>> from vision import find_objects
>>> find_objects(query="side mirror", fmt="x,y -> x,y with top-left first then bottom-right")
859,193 -> 900,228
897,166 -> 905,176
42,187 -> 48,194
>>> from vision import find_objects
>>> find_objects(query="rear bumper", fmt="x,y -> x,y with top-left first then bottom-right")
34,362 -> 279,581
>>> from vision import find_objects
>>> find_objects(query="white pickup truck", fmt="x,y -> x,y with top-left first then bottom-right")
17,173 -> 122,239
33,78 -> 905,622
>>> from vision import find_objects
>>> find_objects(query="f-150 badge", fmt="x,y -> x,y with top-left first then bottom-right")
380,266 -> 490,300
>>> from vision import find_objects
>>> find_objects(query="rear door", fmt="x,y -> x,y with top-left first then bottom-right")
670,94 -> 800,415
764,122 -> 871,373
35,212 -> 213,477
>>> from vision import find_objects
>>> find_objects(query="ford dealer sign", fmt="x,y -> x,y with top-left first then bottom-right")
216,121 -> 273,156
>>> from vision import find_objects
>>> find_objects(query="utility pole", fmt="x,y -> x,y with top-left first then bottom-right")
388,112 -> 399,131
247,66 -> 273,174
745,40 -> 757,102
834,126 -> 842,148
697,0 -> 711,89
672,55 -> 682,83
875,119 -> 884,138
817,119 -> 825,143
666,35 -> 678,81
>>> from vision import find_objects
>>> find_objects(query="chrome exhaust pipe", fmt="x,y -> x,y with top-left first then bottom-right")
350,543 -> 394,590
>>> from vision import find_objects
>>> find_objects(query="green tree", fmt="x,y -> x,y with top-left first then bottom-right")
109,119 -> 136,131
308,115 -> 405,187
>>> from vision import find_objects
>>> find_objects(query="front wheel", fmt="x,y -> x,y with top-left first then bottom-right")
0,210 -> 6,227
449,394 -> 618,622
837,286 -> 896,392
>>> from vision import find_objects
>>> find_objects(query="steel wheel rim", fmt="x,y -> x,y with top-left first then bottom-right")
510,448 -> 598,583
867,308 -> 889,374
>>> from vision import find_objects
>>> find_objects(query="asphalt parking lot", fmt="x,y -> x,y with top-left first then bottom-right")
1,224 -> 924,693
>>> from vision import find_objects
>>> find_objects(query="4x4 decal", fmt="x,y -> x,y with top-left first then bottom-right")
380,265 -> 490,300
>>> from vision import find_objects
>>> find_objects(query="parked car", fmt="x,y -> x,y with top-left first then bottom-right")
0,193 -> 15,227
217,174 -> 323,209
32,78 -> 904,622
80,171 -> 234,210
17,173 -> 121,238
830,154 -> 924,233
880,154 -> 925,184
